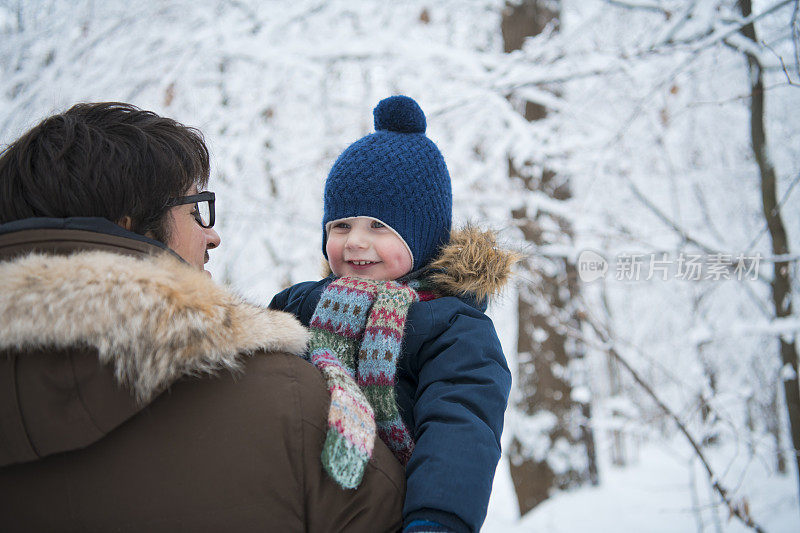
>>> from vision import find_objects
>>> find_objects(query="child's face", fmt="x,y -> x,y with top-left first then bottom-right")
326,217 -> 413,281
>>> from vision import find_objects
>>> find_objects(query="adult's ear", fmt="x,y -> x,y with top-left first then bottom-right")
118,216 -> 134,231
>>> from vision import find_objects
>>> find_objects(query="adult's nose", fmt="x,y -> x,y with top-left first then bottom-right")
206,227 -> 221,249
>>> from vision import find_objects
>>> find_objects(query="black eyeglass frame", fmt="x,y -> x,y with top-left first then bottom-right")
165,191 -> 216,228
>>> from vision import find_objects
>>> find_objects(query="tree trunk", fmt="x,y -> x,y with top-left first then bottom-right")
601,281 -> 628,466
768,381 -> 788,474
738,0 -> 800,505
503,0 -> 598,516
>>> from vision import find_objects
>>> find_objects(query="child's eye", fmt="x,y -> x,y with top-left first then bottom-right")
333,222 -> 350,230
371,221 -> 385,229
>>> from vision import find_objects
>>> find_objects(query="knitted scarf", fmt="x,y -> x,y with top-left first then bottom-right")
306,276 -> 435,489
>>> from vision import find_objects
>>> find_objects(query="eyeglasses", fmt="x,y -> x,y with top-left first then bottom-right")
166,191 -> 216,228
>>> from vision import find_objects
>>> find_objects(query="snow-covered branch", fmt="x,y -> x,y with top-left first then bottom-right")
581,316 -> 768,533
603,0 -> 669,14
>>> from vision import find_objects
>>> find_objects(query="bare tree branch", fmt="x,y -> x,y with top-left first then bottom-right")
651,0 -> 700,48
581,317 -> 768,533
793,0 -> 800,76
603,0 -> 669,13
604,0 -> 792,53
620,174 -> 774,284
746,170 -> 800,250
624,177 -> 720,254
761,39 -> 800,85
603,0 -> 793,150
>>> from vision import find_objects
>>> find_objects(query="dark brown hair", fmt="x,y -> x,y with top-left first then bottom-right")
0,102 -> 210,243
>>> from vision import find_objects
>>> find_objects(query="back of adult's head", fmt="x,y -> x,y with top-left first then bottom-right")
0,102 -> 210,243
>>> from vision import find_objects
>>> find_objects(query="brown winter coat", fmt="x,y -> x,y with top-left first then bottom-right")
0,225 -> 404,532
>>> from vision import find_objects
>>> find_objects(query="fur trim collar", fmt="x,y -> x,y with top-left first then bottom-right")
426,225 -> 520,303
0,251 -> 309,401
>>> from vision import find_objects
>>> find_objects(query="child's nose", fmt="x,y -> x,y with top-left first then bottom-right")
346,231 -> 369,249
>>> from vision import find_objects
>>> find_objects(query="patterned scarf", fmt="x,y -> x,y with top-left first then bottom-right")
306,276 -> 435,489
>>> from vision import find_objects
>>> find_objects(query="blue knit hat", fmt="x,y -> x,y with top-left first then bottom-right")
323,95 -> 452,271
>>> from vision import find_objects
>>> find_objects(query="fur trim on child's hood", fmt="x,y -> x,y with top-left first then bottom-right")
426,225 -> 520,303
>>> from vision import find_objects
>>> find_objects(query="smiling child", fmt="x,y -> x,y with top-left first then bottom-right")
270,96 -> 516,533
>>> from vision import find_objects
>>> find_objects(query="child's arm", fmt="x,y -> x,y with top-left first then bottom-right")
403,304 -> 511,533
268,287 -> 292,311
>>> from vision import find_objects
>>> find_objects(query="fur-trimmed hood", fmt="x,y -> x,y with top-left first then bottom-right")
0,250 -> 309,402
425,225 -> 520,304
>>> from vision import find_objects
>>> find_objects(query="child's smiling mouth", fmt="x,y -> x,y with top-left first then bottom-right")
346,260 -> 382,269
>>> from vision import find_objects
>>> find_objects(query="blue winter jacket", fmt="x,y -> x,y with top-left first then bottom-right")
269,228 -> 514,533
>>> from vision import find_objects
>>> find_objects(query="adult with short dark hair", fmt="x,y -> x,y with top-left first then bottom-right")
0,102 -> 404,532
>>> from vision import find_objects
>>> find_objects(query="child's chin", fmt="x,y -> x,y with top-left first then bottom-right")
340,266 -> 394,281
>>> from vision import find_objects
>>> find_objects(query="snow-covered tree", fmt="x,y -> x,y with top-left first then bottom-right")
1,0 -> 798,529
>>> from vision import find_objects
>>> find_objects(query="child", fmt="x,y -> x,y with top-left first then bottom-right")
270,96 -> 516,533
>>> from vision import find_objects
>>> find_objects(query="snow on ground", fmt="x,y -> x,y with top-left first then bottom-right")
484,435 -> 799,532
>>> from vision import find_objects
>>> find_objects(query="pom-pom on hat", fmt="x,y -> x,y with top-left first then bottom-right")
323,95 -> 452,272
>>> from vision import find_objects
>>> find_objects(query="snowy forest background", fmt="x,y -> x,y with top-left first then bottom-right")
1,0 -> 799,531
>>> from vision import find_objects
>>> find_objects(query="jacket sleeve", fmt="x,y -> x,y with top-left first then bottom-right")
268,285 -> 294,312
403,303 -> 511,533
269,280 -> 327,327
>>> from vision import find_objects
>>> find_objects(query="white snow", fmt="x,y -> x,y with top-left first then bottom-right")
485,437 -> 800,533
2,1 -> 799,531
571,385 -> 591,404
780,363 -> 797,381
